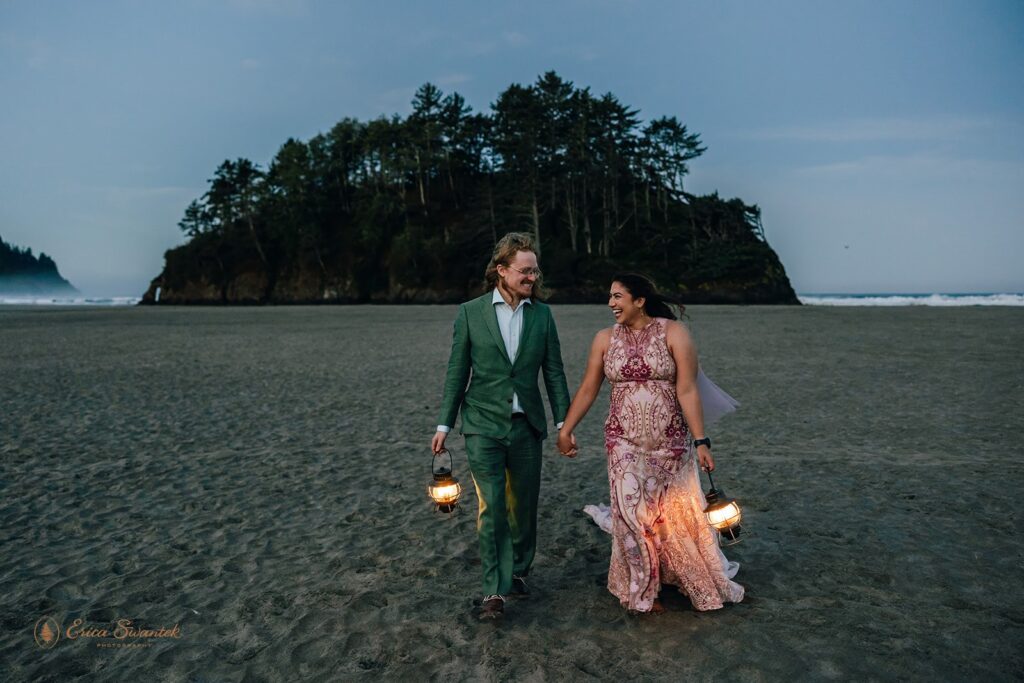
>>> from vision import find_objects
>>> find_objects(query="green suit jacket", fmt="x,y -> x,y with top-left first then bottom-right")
438,292 -> 571,440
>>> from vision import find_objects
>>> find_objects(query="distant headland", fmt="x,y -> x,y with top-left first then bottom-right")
142,72 -> 799,305
0,235 -> 78,296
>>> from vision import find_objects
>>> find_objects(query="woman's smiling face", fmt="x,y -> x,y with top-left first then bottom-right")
608,281 -> 646,325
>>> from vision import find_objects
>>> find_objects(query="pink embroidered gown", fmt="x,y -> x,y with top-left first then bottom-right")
603,318 -> 745,612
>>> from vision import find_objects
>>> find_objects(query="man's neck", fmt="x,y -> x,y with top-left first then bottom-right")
496,283 -> 521,308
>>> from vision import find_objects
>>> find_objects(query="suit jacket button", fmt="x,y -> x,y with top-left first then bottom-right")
507,398 -> 513,403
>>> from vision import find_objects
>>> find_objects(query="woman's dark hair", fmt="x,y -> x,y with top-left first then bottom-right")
611,273 -> 684,320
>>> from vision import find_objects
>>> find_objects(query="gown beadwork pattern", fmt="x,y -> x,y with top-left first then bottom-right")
602,317 -> 745,612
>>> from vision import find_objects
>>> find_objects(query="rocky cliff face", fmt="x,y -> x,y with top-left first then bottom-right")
141,240 -> 799,306
141,264 -> 472,304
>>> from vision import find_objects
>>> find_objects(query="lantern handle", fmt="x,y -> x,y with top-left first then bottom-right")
432,448 -> 454,475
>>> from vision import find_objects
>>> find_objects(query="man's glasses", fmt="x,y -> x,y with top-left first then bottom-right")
504,265 -> 542,278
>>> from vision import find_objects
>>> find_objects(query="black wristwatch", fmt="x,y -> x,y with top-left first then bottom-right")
693,437 -> 712,449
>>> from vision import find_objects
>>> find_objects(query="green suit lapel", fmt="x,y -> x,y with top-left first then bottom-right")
514,301 -> 536,369
481,295 -> 512,366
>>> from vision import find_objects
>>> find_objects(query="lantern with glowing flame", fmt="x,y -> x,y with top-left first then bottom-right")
428,449 -> 463,513
703,470 -> 743,545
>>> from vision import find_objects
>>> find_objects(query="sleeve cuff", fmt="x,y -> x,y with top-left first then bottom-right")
436,425 -> 451,433
556,422 -> 564,429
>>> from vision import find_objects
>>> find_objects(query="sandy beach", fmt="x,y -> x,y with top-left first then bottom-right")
1,303 -> 1022,681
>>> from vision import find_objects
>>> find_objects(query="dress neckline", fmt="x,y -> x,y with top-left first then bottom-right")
617,317 -> 659,333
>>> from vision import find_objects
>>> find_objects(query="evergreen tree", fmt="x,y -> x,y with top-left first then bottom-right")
156,72 -> 797,305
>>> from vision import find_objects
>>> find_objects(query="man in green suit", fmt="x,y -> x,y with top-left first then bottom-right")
432,232 -> 574,620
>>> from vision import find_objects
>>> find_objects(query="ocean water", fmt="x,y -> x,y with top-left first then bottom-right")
0,296 -> 141,306
2,293 -> 1022,307
799,293 -> 1024,306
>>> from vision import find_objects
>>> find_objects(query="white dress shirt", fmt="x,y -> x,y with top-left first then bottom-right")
492,287 -> 530,415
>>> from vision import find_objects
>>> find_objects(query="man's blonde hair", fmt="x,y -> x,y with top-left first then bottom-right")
483,232 -> 546,298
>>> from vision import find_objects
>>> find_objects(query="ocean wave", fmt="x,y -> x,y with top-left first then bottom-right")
799,293 -> 1024,307
0,296 -> 141,306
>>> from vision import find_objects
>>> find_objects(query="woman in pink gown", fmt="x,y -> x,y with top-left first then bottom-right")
557,274 -> 745,614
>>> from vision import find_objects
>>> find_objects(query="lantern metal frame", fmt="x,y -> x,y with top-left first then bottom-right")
703,469 -> 743,546
428,448 -> 463,514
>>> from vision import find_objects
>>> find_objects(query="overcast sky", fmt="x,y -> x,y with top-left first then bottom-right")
1,0 -> 1022,296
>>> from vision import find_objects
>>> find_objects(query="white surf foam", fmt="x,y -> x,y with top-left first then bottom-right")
799,293 -> 1024,307
0,296 -> 141,306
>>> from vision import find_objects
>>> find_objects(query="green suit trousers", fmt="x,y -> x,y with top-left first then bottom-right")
465,416 -> 542,596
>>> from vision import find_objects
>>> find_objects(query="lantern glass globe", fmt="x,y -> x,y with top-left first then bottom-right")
429,481 -> 461,505
706,501 -> 742,530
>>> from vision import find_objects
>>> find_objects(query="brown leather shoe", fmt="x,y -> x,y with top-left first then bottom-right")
478,595 -> 505,620
511,576 -> 530,598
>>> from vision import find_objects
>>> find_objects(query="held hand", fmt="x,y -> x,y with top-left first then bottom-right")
557,430 -> 578,458
431,431 -> 447,454
697,445 -> 715,472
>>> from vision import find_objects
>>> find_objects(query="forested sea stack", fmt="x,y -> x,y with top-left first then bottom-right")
142,72 -> 798,305
0,236 -> 78,296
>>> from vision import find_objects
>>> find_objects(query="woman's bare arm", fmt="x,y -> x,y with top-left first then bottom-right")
556,328 -> 611,456
666,321 -> 714,471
